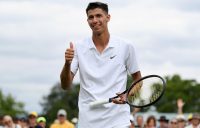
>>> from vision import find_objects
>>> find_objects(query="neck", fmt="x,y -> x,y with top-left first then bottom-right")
92,30 -> 110,53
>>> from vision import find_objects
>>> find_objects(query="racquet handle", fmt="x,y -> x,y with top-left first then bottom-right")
89,99 -> 111,108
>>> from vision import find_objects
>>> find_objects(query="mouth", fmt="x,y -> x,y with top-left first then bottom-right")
92,24 -> 101,29
93,26 -> 100,30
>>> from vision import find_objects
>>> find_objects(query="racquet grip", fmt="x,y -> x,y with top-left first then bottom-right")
89,99 -> 110,107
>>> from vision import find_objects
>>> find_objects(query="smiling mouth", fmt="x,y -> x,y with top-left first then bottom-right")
92,26 -> 101,31
93,25 -> 100,28
92,23 -> 101,28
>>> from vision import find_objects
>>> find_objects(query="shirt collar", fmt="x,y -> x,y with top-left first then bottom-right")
88,35 -> 115,50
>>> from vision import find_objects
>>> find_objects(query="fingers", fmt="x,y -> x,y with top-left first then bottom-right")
112,93 -> 126,104
177,98 -> 185,108
65,42 -> 74,65
112,98 -> 126,104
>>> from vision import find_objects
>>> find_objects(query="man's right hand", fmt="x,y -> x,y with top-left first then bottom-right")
65,42 -> 74,66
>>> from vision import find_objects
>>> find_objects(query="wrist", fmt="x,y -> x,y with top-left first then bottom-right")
65,61 -> 71,67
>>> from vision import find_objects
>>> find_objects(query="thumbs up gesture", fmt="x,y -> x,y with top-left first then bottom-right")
65,42 -> 74,66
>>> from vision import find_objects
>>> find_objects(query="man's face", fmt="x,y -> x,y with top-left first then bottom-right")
177,120 -> 186,128
170,121 -> 178,128
136,116 -> 143,126
159,121 -> 165,127
87,8 -> 110,35
38,122 -> 46,128
3,119 -> 12,127
28,115 -> 36,125
191,118 -> 200,126
58,115 -> 66,124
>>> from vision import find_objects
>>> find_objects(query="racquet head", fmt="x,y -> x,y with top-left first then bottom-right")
126,75 -> 166,107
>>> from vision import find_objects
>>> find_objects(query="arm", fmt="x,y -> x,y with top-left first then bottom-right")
131,71 -> 142,82
60,64 -> 74,90
128,71 -> 142,96
130,71 -> 142,113
177,98 -> 184,115
60,42 -> 74,90
131,107 -> 141,116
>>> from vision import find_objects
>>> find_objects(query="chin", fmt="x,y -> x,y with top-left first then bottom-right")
93,30 -> 103,35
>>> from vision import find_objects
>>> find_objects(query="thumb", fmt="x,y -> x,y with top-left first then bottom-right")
70,42 -> 74,49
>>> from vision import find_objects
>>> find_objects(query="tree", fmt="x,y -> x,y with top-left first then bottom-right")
155,74 -> 200,113
40,83 -> 79,126
0,89 -> 26,117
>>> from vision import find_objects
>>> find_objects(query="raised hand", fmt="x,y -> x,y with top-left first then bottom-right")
65,42 -> 74,66
177,98 -> 185,109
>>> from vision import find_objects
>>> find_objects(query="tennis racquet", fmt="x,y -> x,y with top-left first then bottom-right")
89,75 -> 166,108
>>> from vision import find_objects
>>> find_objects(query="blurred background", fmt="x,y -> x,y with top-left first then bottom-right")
0,0 -> 200,127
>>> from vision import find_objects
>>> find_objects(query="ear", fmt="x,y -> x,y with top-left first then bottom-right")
106,14 -> 111,22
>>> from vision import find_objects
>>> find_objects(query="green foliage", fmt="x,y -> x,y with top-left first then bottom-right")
155,74 -> 200,113
40,83 -> 79,126
0,89 -> 26,117
127,75 -> 134,89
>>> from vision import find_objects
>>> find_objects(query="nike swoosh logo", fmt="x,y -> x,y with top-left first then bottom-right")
110,55 -> 116,59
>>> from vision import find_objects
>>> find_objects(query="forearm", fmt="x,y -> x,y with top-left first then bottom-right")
131,108 -> 141,115
130,72 -> 142,114
60,63 -> 74,90
177,98 -> 184,115
177,107 -> 183,115
131,71 -> 142,82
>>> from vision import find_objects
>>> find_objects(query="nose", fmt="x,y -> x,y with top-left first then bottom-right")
92,17 -> 98,24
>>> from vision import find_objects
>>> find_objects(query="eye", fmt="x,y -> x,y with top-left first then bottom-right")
96,14 -> 102,18
88,15 -> 94,20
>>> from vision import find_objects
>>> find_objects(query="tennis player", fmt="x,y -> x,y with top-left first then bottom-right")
60,2 -> 141,128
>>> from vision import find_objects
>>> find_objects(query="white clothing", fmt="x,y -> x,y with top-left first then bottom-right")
185,124 -> 200,128
113,126 -> 130,128
71,35 -> 140,128
3,124 -> 21,128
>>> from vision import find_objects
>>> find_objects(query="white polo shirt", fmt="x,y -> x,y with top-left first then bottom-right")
71,35 -> 139,128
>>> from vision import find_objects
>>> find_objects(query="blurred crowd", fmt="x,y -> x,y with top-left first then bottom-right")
0,99 -> 199,128
129,98 -> 200,128
0,109 -> 77,128
130,112 -> 200,128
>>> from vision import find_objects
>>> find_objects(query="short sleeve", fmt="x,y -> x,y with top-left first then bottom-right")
126,43 -> 140,74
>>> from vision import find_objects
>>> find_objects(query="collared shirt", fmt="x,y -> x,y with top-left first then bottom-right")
50,121 -> 74,128
71,35 -> 140,128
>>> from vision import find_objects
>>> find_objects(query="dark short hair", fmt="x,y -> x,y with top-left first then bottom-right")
86,2 -> 108,14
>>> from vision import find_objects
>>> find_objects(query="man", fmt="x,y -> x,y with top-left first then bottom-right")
3,115 -> 21,128
50,109 -> 74,128
169,118 -> 178,128
60,2 -> 141,128
35,117 -> 46,128
135,115 -> 144,128
176,114 -> 186,128
185,113 -> 200,128
158,116 -> 169,128
19,117 -> 28,128
28,112 -> 38,128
